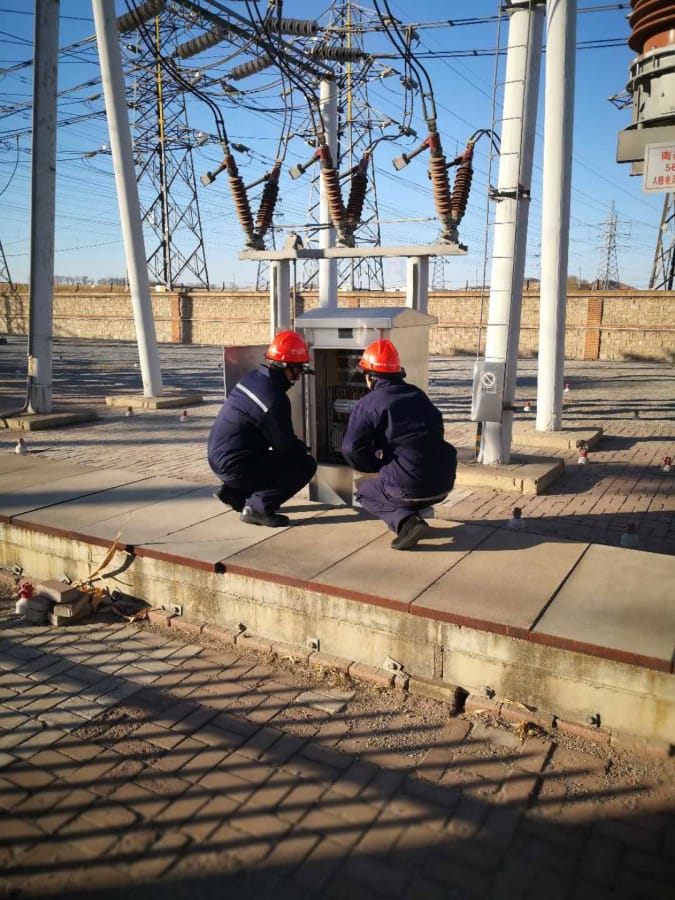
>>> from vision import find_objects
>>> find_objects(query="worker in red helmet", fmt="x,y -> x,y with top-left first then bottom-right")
208,330 -> 317,527
341,339 -> 457,550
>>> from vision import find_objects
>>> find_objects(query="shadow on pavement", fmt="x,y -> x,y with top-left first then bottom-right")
0,619 -> 672,899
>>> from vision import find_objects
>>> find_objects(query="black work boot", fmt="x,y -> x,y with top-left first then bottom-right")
213,484 -> 246,512
240,505 -> 290,528
391,514 -> 430,551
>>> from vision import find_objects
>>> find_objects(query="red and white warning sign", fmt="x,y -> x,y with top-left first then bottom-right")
643,142 -> 675,194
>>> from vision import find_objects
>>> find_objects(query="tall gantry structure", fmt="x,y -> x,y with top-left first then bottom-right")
120,5 -> 210,289
431,254 -> 447,290
0,241 -> 14,291
109,0 -> 476,295
595,201 -> 621,289
649,193 -> 675,291
299,2 -> 385,292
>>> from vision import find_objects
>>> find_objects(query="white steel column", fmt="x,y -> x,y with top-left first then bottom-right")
92,0 -> 162,397
318,79 -> 338,309
405,256 -> 429,313
269,260 -> 291,337
480,1 -> 544,464
537,0 -> 576,431
26,0 -> 59,414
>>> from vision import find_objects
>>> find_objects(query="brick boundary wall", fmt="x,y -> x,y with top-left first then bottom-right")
1,286 -> 673,363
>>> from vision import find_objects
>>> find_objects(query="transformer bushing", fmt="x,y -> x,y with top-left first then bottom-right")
617,0 -> 675,169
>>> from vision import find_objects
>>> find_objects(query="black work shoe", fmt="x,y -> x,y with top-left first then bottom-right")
391,514 -> 430,551
213,484 -> 245,512
240,505 -> 290,528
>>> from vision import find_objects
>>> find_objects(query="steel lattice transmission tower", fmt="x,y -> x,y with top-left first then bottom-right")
595,201 -> 621,289
122,10 -> 209,289
649,193 -> 675,290
301,2 -> 385,293
431,255 -> 447,290
0,240 -> 14,291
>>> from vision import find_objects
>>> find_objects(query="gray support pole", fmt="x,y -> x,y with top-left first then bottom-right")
92,0 -> 162,397
26,0 -> 59,414
269,260 -> 291,337
405,256 -> 429,313
537,0 -> 577,431
318,79 -> 338,309
480,1 -> 544,464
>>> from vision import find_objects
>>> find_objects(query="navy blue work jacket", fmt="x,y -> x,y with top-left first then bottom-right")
341,377 -> 456,496
207,364 -> 306,479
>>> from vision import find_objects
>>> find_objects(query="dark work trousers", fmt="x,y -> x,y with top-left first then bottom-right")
220,450 -> 316,515
356,477 -> 448,534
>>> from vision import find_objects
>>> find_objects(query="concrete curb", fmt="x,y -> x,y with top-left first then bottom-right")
145,611 -> 673,758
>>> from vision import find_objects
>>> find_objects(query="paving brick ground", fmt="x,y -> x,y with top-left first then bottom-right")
1,337 -> 674,896
0,610 -> 673,900
1,338 -> 674,555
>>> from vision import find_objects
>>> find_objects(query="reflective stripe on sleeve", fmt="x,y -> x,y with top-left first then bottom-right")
235,383 -> 269,413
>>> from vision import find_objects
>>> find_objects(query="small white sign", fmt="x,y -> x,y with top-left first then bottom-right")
643,142 -> 675,194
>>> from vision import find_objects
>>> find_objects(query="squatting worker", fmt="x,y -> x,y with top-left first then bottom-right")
207,330 -> 317,528
341,339 -> 457,551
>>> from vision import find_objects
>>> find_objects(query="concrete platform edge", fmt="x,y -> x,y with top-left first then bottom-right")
105,393 -> 204,409
512,424 -> 604,451
3,409 -> 98,431
2,520 -> 673,746
455,457 -> 565,495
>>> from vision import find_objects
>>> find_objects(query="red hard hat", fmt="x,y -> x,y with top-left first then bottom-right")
266,330 -> 310,365
358,339 -> 402,375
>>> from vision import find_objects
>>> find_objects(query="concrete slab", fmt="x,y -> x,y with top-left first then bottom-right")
14,477 -> 203,541
0,467 -> 150,522
311,519 -> 494,612
3,409 -> 98,431
0,454 -> 69,476
82,484 -> 224,546
534,544 -> 675,668
412,530 -> 588,635
512,422 -> 603,451
0,458 -> 88,487
105,393 -> 203,410
455,451 -> 565,495
223,507 -> 389,583
135,501 -> 315,570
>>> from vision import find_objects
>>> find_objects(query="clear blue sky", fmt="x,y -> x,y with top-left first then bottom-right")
0,1 -> 663,290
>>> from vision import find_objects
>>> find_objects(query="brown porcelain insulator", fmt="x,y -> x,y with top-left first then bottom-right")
429,153 -> 453,222
451,157 -> 473,225
224,157 -> 254,238
229,174 -> 255,237
628,0 -> 675,52
345,171 -> 368,226
321,165 -> 347,228
255,172 -> 280,238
